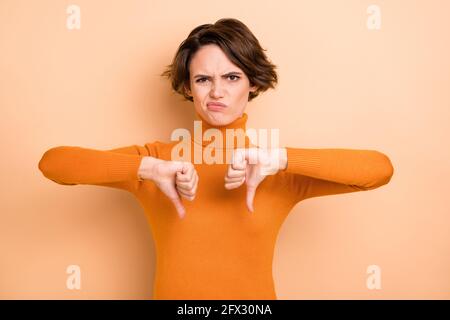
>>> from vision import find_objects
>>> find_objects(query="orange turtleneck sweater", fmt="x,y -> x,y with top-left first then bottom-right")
38,112 -> 394,300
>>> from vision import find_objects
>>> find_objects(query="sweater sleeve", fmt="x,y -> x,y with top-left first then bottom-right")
38,144 -> 150,193
279,147 -> 394,203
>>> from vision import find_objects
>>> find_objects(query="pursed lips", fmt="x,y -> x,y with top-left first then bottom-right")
207,102 -> 227,110
207,102 -> 227,107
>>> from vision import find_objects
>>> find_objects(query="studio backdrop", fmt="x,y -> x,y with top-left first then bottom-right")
1,0 -> 449,299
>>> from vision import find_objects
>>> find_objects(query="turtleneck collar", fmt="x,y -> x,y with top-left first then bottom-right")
189,112 -> 252,150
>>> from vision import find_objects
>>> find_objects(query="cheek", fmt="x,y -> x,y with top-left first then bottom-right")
192,86 -> 209,98
235,85 -> 251,100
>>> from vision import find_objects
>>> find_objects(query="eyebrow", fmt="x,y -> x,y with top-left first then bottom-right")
193,72 -> 243,79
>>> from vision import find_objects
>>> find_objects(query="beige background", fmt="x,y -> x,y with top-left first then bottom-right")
1,0 -> 449,299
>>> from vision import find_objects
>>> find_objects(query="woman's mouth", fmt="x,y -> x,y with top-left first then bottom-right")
207,102 -> 227,111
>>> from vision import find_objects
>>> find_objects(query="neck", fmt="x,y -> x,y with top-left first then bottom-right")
189,112 -> 252,150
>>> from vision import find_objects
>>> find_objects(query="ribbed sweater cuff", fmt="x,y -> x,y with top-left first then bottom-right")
106,154 -> 145,182
284,147 -> 322,175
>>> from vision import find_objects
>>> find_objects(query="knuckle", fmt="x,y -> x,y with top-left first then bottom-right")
232,172 -> 242,178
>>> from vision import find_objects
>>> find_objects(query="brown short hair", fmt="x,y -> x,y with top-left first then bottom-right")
160,18 -> 278,102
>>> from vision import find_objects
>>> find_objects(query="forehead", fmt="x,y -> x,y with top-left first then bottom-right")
189,44 -> 240,72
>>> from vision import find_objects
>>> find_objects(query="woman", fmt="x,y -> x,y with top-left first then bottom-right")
38,18 -> 394,300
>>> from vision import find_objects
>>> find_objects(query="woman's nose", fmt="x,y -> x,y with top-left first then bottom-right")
210,82 -> 224,97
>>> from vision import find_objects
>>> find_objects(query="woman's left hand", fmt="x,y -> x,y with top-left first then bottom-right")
224,147 -> 287,212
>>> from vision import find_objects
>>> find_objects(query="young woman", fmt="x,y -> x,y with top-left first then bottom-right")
38,18 -> 394,300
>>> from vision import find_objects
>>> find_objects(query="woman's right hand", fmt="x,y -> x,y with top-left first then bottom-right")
138,156 -> 198,219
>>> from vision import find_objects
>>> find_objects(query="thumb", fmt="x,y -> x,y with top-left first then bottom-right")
170,189 -> 186,219
171,161 -> 188,218
246,185 -> 256,213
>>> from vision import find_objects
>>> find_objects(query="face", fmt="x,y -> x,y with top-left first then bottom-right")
184,44 -> 257,126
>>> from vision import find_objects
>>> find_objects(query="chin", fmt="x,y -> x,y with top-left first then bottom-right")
205,111 -> 231,125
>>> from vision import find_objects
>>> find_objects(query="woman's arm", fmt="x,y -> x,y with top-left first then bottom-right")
38,144 -> 151,193
278,147 -> 394,203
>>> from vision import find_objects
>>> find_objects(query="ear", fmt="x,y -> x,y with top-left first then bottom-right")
249,84 -> 258,93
